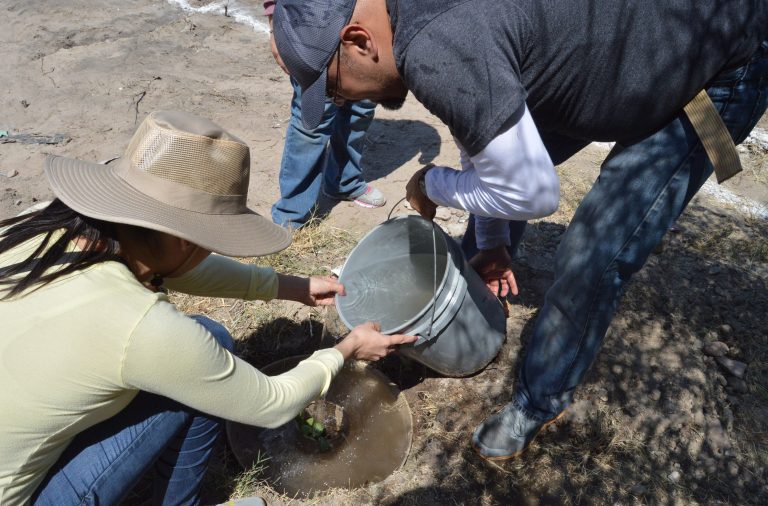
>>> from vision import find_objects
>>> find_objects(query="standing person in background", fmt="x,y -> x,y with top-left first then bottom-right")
263,1 -> 385,230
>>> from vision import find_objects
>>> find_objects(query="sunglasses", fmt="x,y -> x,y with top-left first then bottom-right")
326,43 -> 343,105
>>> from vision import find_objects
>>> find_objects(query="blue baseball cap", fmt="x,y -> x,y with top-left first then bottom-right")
273,0 -> 356,129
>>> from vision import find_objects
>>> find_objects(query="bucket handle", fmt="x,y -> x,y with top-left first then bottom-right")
386,196 -> 409,221
424,218 -> 439,339
413,275 -> 467,346
388,196 -> 440,340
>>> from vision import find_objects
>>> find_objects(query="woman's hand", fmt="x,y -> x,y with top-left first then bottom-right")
334,322 -> 418,361
276,274 -> 345,306
307,276 -> 345,306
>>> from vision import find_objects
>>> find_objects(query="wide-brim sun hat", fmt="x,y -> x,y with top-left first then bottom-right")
273,0 -> 356,129
44,110 -> 291,257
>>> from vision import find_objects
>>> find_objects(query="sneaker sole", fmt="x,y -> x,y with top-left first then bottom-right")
471,409 -> 567,462
353,199 -> 385,209
322,190 -> 385,209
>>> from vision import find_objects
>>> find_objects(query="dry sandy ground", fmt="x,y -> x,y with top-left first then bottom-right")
0,0 -> 454,231
2,1 -> 767,504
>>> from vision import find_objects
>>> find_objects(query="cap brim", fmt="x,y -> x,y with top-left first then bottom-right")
300,67 -> 329,130
45,156 -> 292,258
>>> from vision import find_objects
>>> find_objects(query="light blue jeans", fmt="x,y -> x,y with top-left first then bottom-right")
484,41 -> 768,422
271,78 -> 377,228
32,316 -> 234,506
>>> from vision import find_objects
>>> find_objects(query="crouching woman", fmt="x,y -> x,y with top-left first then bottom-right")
0,111 -> 414,505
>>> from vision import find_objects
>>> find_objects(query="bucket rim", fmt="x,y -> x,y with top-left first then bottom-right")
335,216 -> 453,334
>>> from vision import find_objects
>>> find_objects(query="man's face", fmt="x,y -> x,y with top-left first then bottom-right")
325,43 -> 407,109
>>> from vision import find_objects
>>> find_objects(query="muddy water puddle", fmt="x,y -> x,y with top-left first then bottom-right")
227,357 -> 412,496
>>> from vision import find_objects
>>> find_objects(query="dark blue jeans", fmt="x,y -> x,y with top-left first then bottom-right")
32,316 -> 234,506
471,41 -> 768,422
271,78 -> 376,228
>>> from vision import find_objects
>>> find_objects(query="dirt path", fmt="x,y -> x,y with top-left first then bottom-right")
2,2 -> 767,504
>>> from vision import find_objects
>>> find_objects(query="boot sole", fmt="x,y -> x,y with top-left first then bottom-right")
471,409 -> 566,462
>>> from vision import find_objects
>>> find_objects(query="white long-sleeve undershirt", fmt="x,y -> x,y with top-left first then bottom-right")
424,105 -> 559,249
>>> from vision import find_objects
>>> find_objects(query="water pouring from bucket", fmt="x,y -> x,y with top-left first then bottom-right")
335,216 -> 507,377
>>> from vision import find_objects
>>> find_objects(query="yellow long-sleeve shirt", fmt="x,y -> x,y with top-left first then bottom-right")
0,234 -> 343,504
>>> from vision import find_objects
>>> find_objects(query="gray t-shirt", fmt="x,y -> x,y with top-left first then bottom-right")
388,0 -> 768,155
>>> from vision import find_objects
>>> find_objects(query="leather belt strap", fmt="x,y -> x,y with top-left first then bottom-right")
683,89 -> 742,184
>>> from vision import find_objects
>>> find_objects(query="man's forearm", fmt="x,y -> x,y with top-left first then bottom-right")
424,104 -> 559,248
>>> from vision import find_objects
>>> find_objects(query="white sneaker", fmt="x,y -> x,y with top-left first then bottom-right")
324,185 -> 386,208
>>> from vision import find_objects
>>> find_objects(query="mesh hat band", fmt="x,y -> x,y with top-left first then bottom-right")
126,115 -> 250,196
114,112 -> 251,214
116,157 -> 249,215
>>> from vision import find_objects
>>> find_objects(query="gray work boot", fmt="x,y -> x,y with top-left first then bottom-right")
472,402 -> 564,461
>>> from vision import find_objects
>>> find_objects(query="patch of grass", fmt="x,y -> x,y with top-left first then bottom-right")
743,147 -> 768,185
229,453 -> 271,500
688,223 -> 736,257
684,218 -> 768,264
739,235 -> 768,263
553,167 -> 592,223
754,384 -> 768,404
253,218 -> 358,276
414,390 -> 464,445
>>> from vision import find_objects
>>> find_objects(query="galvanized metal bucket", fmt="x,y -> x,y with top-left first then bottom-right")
336,216 -> 506,376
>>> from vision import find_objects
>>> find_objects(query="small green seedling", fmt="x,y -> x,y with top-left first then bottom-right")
296,413 -> 332,452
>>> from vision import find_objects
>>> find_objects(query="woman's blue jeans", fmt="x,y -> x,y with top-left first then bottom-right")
271,78 -> 376,228
32,316 -> 234,506
475,41 -> 768,422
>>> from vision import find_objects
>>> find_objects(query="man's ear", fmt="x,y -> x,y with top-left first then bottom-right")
340,24 -> 378,60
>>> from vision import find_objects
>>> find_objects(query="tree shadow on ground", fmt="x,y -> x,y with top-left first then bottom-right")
361,118 -> 442,179
235,316 -> 333,369
365,201 -> 768,505
315,118 -> 442,218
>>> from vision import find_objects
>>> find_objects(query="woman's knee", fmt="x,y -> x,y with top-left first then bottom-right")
190,315 -> 234,352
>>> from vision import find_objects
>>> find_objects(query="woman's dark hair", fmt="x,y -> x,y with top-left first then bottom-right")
0,199 -> 125,300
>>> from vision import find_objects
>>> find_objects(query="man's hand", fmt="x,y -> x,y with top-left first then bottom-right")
405,164 -> 438,220
268,16 -> 289,74
469,246 -> 519,298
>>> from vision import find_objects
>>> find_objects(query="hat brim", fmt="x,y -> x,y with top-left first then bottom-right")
300,67 -> 329,130
45,156 -> 292,258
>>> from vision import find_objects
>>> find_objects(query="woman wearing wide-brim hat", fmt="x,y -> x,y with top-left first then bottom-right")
0,111 -> 415,505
